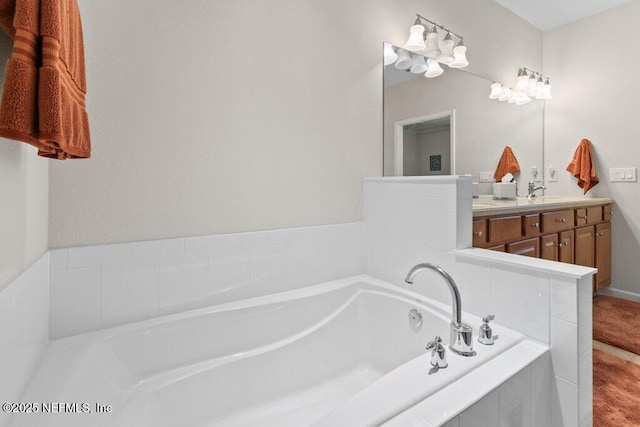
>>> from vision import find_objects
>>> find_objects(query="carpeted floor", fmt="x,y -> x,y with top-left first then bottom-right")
593,296 -> 640,355
593,349 -> 640,426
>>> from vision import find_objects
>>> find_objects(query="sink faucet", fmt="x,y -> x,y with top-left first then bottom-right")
404,263 -> 475,356
527,180 -> 546,200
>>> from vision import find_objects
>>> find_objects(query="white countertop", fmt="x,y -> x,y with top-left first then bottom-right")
472,195 -> 614,217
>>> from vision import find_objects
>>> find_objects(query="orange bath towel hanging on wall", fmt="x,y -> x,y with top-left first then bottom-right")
566,138 -> 599,194
0,0 -> 90,159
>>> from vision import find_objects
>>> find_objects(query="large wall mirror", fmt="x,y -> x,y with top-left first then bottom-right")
383,44 -> 544,192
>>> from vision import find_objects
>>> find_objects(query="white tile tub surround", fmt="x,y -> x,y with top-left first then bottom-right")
0,254 -> 49,427
383,342 -> 551,426
49,222 -> 362,338
363,176 -> 596,426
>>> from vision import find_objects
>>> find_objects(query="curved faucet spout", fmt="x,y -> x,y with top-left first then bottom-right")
404,263 -> 462,325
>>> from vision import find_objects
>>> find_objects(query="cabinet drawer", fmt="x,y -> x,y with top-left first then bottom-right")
604,204 -> 612,221
523,214 -> 541,237
488,216 -> 522,243
507,238 -> 540,258
473,219 -> 488,246
587,206 -> 603,224
487,244 -> 506,252
541,210 -> 574,233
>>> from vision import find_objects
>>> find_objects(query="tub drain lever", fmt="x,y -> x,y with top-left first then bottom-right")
426,336 -> 448,369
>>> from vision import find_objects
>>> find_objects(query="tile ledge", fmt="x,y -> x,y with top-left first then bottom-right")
455,248 -> 597,280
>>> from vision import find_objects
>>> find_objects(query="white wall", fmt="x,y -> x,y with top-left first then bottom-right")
49,0 -> 543,248
417,128 -> 451,175
0,33 -> 49,290
543,0 -> 640,295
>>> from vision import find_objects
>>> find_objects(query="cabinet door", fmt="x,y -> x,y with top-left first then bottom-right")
507,238 -> 540,258
540,234 -> 558,261
559,230 -> 575,264
473,219 -> 488,246
575,226 -> 595,268
595,222 -> 611,291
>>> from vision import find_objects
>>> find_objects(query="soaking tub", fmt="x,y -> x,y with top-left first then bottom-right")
12,275 -> 529,427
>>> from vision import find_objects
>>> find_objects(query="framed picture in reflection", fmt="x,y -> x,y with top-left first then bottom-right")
430,155 -> 441,172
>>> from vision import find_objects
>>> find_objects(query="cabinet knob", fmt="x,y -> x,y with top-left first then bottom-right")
580,215 -> 587,220
556,218 -> 567,223
592,232 -> 604,237
474,231 -> 483,237
531,222 -> 539,228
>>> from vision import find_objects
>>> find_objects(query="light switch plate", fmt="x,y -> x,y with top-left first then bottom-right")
609,167 -> 637,182
547,165 -> 557,182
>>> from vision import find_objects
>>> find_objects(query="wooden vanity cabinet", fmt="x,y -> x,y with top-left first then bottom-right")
474,203 -> 612,293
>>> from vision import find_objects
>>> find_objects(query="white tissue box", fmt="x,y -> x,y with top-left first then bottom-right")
493,182 -> 516,199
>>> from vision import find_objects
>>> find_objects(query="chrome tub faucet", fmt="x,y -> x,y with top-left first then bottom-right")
404,263 -> 475,357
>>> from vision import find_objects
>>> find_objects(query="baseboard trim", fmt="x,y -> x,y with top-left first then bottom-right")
597,286 -> 640,303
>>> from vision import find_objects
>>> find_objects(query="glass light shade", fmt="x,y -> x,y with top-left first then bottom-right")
424,58 -> 444,78
527,73 -> 538,95
508,92 -> 518,103
498,87 -> 512,101
448,41 -> 468,68
383,43 -> 398,66
410,54 -> 428,74
423,27 -> 441,59
489,82 -> 502,99
436,32 -> 454,64
538,79 -> 552,99
394,48 -> 414,70
516,93 -> 532,105
536,76 -> 544,94
515,69 -> 529,92
404,24 -> 426,51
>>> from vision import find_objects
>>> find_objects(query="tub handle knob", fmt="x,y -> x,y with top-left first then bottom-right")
426,336 -> 448,369
479,314 -> 496,345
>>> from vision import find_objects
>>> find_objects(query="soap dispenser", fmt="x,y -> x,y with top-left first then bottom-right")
478,314 -> 495,345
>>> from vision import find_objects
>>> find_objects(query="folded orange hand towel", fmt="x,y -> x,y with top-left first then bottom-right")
493,145 -> 520,182
0,0 -> 90,159
566,138 -> 599,194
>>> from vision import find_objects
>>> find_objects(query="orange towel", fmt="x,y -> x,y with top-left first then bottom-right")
0,0 -> 90,159
493,145 -> 520,182
566,138 -> 599,194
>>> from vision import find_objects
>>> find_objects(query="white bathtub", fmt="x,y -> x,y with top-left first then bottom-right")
13,275 -> 527,427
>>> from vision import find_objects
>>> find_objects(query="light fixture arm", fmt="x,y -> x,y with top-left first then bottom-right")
522,67 -> 549,81
415,14 -> 464,41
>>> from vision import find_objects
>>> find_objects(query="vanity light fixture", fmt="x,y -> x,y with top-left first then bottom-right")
448,39 -> 469,68
423,25 -> 441,59
410,54 -> 428,74
436,32 -> 455,64
404,18 -> 427,51
489,82 -> 502,99
489,67 -> 552,105
402,14 -> 469,68
383,42 -> 399,65
394,48 -> 414,70
425,58 -> 444,78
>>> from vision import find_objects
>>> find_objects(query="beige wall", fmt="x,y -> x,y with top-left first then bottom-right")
48,0 -> 543,247
0,29 -> 49,289
543,0 -> 640,295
